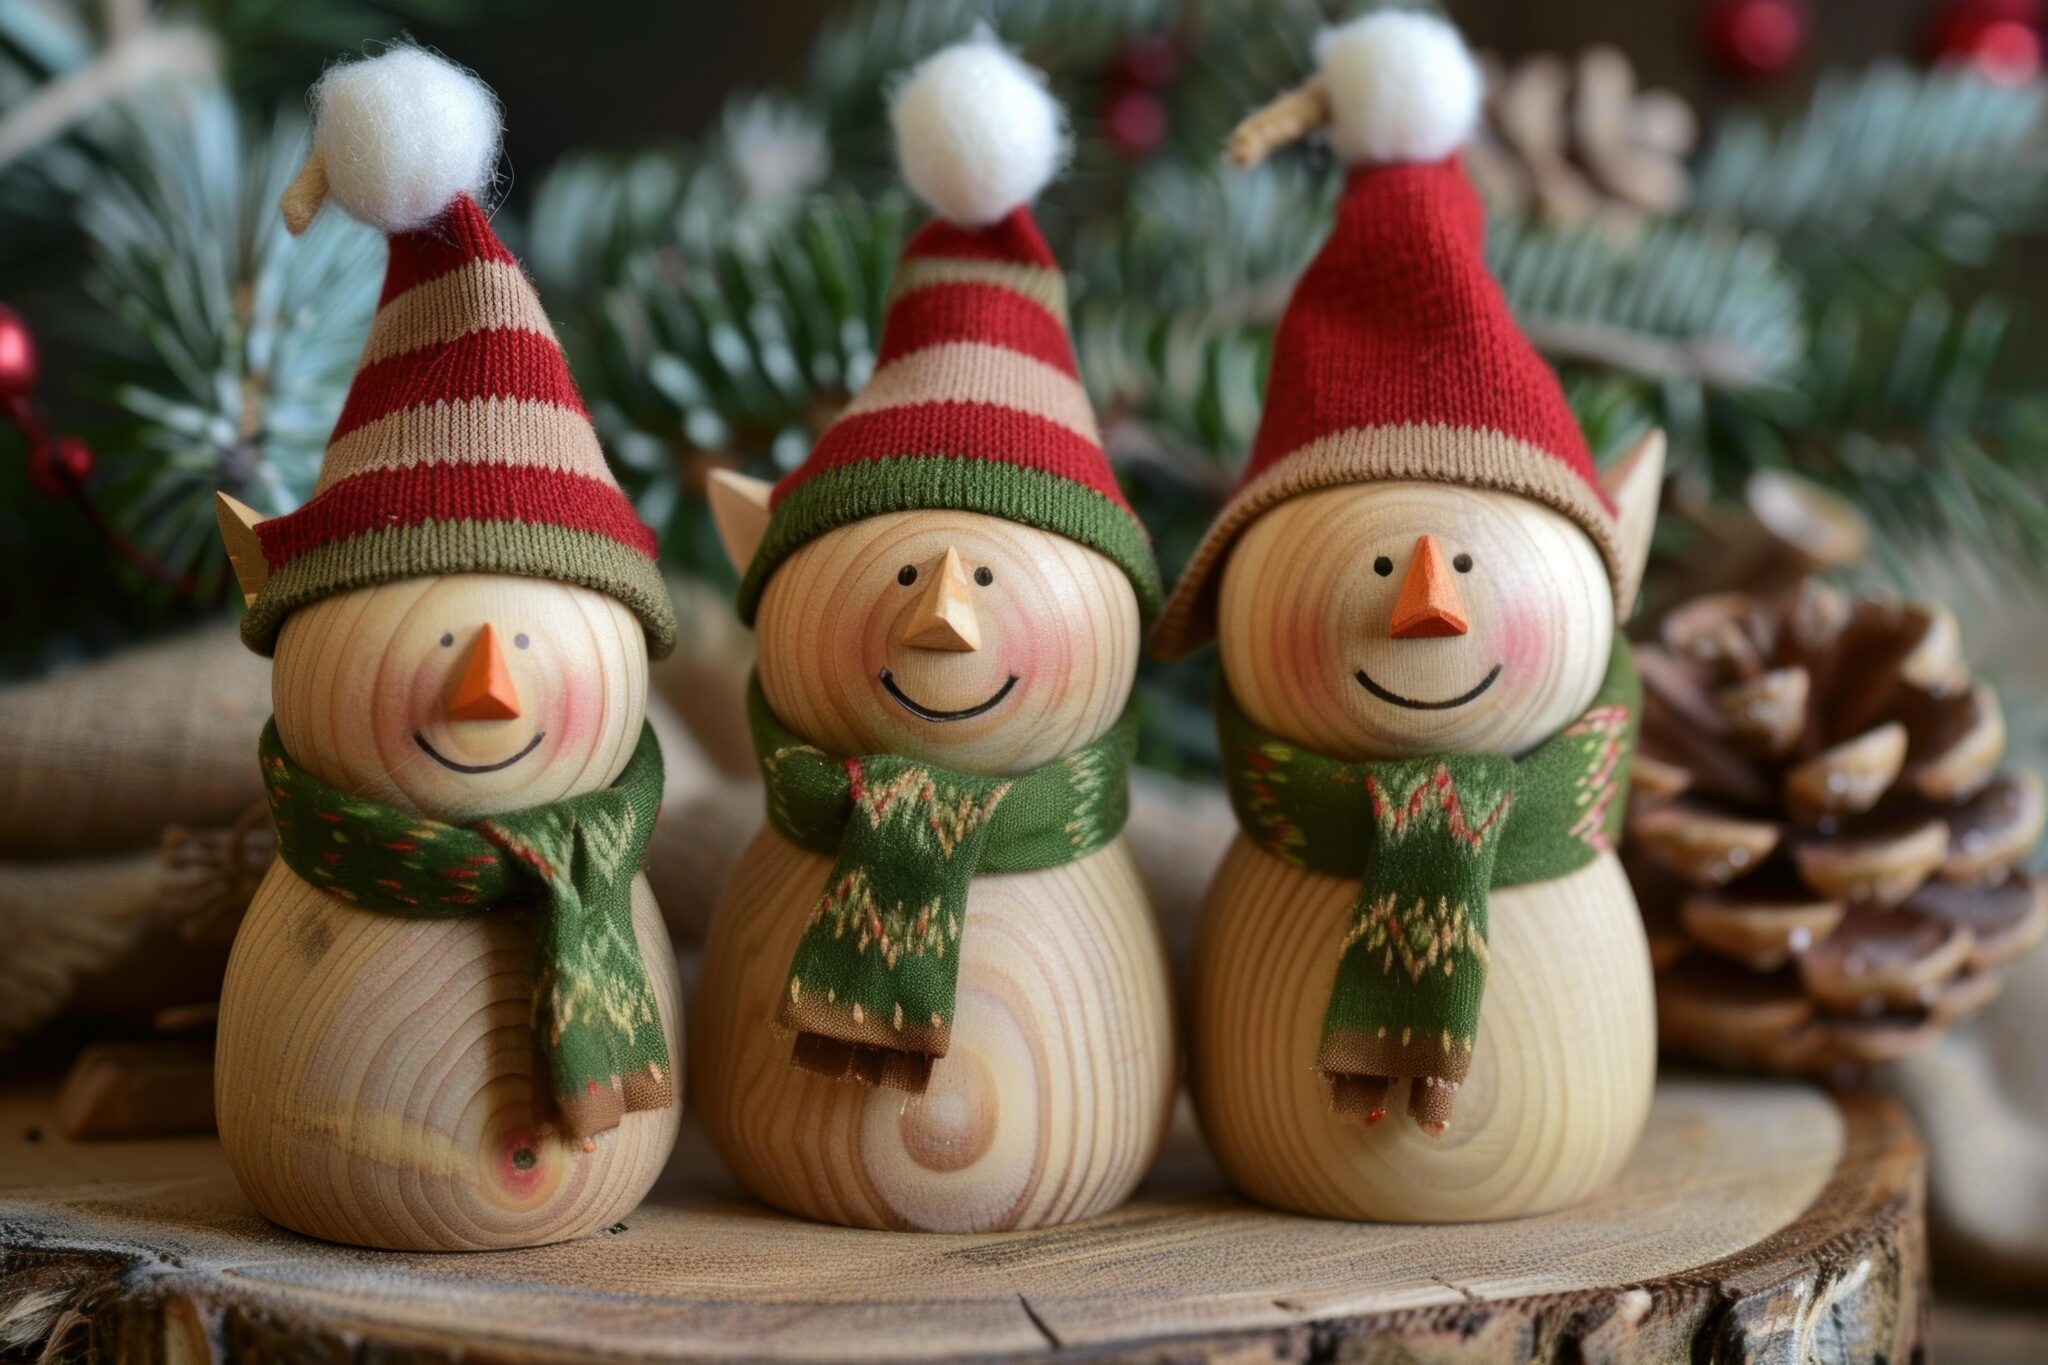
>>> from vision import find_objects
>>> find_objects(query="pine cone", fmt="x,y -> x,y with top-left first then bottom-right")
1627,579 -> 2047,1075
1466,46 -> 1697,230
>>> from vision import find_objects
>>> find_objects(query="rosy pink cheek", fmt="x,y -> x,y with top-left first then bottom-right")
1495,604 -> 1554,681
1005,608 -> 1060,681
548,676 -> 600,750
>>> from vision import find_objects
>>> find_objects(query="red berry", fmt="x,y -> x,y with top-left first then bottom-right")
0,304 -> 36,403
1102,88 -> 1168,162
1929,0 -> 2045,83
1703,0 -> 1812,79
27,434 -> 94,497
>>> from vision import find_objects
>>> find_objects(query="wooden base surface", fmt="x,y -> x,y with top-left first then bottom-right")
0,1077 -> 1925,1362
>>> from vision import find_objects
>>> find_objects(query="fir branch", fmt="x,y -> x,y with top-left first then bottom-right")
527,94 -> 829,301
1693,64 -> 2048,276
567,192 -> 910,566
0,12 -> 214,175
1068,158 -> 1332,320
1702,291 -> 2048,569
68,84 -> 380,594
1489,216 -> 1807,390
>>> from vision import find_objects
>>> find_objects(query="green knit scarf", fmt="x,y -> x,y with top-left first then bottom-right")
260,720 -> 673,1141
1217,644 -> 1639,1132
749,678 -> 1136,1091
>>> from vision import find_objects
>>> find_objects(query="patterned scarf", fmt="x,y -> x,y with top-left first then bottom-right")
1217,644 -> 1638,1132
259,720 -> 673,1141
748,678 -> 1136,1091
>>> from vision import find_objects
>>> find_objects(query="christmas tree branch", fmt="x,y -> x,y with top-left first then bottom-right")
0,0 -> 216,174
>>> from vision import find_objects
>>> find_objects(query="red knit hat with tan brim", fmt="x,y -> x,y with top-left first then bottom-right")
734,38 -> 1160,626
238,47 -> 675,658
1151,11 -> 1622,659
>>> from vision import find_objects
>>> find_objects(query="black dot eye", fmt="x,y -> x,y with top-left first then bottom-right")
440,632 -> 454,647
974,566 -> 994,587
1373,556 -> 1394,577
897,564 -> 917,586
514,633 -> 530,649
1453,553 -> 1473,573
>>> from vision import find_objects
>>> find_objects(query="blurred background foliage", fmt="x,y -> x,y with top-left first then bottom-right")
3,0 -> 2046,774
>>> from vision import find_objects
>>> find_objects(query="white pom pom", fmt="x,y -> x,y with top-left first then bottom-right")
311,47 -> 502,233
891,37 -> 1065,227
1316,10 -> 1481,166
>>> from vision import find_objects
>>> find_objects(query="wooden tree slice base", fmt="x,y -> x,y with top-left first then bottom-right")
0,1077 -> 1925,1362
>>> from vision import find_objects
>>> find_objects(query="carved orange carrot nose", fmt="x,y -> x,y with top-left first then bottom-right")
1389,535 -> 1470,639
899,546 -> 982,652
448,623 -> 522,720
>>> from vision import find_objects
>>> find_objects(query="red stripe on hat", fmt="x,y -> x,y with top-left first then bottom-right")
1237,160 -> 1609,512
378,195 -> 520,306
330,327 -> 586,445
875,283 -> 1077,376
903,208 -> 1057,268
257,463 -> 657,567
782,401 -> 1132,511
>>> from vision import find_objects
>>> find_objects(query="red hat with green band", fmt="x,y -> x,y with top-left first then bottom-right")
238,47 -> 675,658
734,38 -> 1160,625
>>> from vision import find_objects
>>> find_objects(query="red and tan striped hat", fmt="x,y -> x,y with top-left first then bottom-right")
239,48 -> 674,657
1151,11 -> 1621,659
734,39 -> 1159,624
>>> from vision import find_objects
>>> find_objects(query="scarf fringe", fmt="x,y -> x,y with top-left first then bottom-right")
791,1032 -> 935,1092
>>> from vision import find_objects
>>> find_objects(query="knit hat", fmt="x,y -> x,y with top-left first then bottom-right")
237,48 -> 675,658
1151,11 -> 1621,659
734,39 -> 1160,625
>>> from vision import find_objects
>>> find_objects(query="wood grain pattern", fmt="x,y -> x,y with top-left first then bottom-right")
215,862 -> 683,1250
754,510 -> 1140,775
693,828 -> 1175,1232
1190,836 -> 1656,1221
0,1079 -> 1927,1362
215,574 -> 680,1250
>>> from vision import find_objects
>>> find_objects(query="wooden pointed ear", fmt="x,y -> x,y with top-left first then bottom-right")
1600,428 -> 1665,620
707,469 -> 774,574
215,492 -> 270,608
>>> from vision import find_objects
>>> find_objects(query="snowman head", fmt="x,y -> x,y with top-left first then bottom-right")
215,48 -> 671,816
715,483 -> 1140,776
1216,437 -> 1658,761
264,575 -> 650,818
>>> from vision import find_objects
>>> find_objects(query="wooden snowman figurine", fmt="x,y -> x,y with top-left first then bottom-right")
208,49 -> 683,1250
693,40 -> 1177,1232
1152,11 -> 1666,1223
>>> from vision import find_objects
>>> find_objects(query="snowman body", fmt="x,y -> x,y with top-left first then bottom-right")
692,507 -> 1177,1231
1185,476 -> 1660,1221
1193,846 -> 1652,1221
699,831 -> 1170,1231
210,45 -> 685,1250
214,575 -> 683,1250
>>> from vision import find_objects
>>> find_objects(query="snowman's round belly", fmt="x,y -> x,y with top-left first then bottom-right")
1190,834 -> 1655,1222
214,861 -> 683,1250
693,828 -> 1177,1232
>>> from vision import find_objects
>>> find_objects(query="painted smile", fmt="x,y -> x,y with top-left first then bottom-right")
1353,664 -> 1503,711
879,669 -> 1019,723
414,731 -> 546,774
